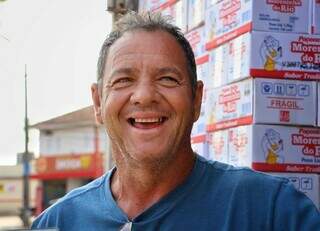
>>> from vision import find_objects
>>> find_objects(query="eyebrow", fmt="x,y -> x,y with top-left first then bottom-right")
155,67 -> 182,77
108,66 -> 182,80
109,67 -> 137,79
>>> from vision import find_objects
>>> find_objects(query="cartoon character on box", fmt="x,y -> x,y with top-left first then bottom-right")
261,129 -> 284,164
260,36 -> 282,71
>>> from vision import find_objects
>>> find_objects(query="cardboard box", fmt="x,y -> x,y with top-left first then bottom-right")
160,0 -> 187,32
206,0 -> 222,8
252,125 -> 320,173
225,125 -> 320,173
208,130 -> 229,163
318,82 -> 320,127
312,0 -> 320,34
250,32 -> 320,80
138,0 -> 168,11
206,78 -> 317,131
191,135 -> 209,159
207,31 -> 320,83
206,32 -> 250,88
205,79 -> 253,131
186,26 -> 207,58
196,55 -> 212,87
253,78 -> 317,126
269,172 -> 320,210
192,55 -> 212,137
205,0 -> 312,50
191,75 -> 209,137
228,126 -> 252,167
187,0 -> 205,30
208,43 -> 229,88
191,101 -> 206,137
208,125 -> 320,173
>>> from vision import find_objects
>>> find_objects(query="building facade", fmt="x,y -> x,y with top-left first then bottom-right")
0,164 -> 38,216
31,106 -> 112,212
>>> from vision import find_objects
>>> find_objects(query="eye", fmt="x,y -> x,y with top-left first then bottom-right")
111,77 -> 133,89
158,76 -> 180,87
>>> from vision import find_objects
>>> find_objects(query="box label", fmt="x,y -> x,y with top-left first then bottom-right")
254,79 -> 317,126
265,0 -> 303,13
205,0 -> 252,49
251,32 -> 320,80
186,26 -> 207,58
208,130 -> 229,163
252,125 -> 320,173
206,79 -> 253,131
205,0 -> 311,50
228,126 -> 252,167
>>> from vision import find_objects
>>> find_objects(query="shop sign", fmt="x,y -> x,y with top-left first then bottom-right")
33,153 -> 102,179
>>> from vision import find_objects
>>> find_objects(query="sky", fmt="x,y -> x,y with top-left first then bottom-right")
0,0 -> 112,165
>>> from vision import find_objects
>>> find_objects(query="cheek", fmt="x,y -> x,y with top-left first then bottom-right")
167,90 -> 193,114
102,91 -> 130,124
101,93 -> 118,123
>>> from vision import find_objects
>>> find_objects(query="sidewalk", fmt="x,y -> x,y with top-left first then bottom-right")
0,216 -> 23,230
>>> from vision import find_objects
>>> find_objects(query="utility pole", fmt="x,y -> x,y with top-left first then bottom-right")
106,0 -> 139,24
22,64 -> 30,227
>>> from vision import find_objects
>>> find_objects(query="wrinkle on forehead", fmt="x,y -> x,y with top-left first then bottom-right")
110,53 -> 177,69
105,30 -> 187,71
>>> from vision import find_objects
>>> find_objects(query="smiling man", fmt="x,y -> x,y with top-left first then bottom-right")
32,12 -> 320,231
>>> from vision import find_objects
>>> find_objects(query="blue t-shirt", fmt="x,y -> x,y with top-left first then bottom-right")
32,155 -> 320,230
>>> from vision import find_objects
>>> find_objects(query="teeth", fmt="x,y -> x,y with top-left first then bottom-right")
135,118 -> 162,123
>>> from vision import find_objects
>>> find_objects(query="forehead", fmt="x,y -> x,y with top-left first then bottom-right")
105,30 -> 188,71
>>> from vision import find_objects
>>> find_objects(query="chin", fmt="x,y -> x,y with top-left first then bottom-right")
128,148 -> 174,165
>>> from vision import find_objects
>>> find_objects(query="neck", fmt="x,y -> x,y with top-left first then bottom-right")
110,148 -> 195,220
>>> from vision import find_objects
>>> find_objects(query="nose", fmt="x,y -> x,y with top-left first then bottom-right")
130,80 -> 159,106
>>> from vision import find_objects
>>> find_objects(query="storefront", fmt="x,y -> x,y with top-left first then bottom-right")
30,106 -> 112,212
31,152 -> 103,210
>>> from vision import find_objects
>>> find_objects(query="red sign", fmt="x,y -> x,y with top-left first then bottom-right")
31,153 -> 103,179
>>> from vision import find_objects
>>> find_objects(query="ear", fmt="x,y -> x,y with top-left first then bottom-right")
91,83 -> 103,124
193,80 -> 203,122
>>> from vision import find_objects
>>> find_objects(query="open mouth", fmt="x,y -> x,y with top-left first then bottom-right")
128,117 -> 168,129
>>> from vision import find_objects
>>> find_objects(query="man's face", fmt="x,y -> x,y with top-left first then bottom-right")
92,30 -> 202,166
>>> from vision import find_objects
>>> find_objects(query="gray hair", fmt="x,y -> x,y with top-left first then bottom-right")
97,11 -> 197,97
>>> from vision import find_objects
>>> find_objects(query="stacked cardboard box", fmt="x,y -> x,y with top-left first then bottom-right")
160,0 -> 188,32
138,0 -> 320,210
205,78 -> 317,131
312,0 -> 320,34
138,0 -> 168,12
207,32 -> 320,85
187,0 -> 205,30
204,0 -> 320,209
205,0 -> 312,49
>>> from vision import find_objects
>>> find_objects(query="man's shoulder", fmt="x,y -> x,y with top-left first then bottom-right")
32,172 -> 110,228
57,173 -> 107,205
194,156 -> 320,229
196,155 -> 307,209
197,155 -> 289,190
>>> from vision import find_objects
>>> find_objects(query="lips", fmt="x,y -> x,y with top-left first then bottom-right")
128,117 -> 168,129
